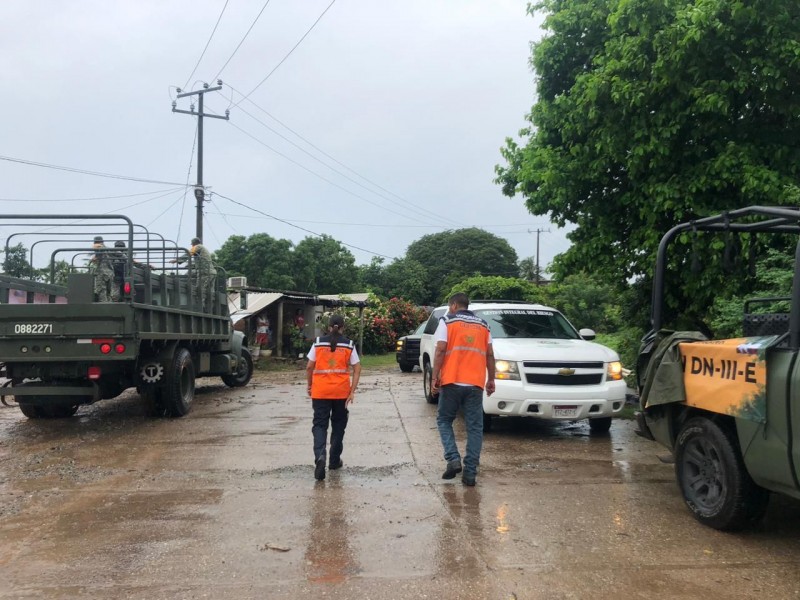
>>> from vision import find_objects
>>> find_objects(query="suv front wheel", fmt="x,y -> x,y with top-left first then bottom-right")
423,361 -> 437,404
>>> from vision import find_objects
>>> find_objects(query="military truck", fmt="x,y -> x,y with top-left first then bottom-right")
637,206 -> 800,530
0,214 -> 253,419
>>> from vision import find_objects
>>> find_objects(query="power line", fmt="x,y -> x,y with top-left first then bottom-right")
218,100 -> 460,228
0,154 -> 188,186
0,187 -> 184,202
219,115 -> 433,226
212,0 -> 273,81
212,191 -> 395,259
234,0 -> 337,106
183,0 -> 230,91
226,82 -> 465,227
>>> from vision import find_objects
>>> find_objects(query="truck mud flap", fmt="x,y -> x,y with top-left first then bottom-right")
634,410 -> 655,440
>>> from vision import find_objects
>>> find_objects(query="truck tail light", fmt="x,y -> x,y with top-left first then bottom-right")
114,343 -> 126,354
87,366 -> 101,380
99,343 -> 112,354
123,281 -> 132,296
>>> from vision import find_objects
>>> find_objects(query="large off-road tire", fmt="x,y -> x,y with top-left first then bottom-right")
160,348 -> 196,417
222,347 -> 254,388
675,417 -> 770,531
18,402 -> 46,419
399,361 -> 414,373
17,397 -> 80,419
423,361 -> 438,404
589,416 -> 612,434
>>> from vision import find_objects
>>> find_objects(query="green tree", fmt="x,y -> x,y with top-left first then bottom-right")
496,0 -> 800,323
292,235 -> 359,294
445,275 -> 546,304
214,233 -> 295,289
406,228 -> 519,304
382,258 -> 429,305
2,243 -> 32,278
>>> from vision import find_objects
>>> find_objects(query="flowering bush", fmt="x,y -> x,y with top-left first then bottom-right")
319,294 -> 429,355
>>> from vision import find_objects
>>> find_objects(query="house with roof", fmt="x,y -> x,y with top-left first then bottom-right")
226,279 -> 368,358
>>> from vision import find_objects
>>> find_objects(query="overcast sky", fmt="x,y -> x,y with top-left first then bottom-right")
0,0 -> 571,272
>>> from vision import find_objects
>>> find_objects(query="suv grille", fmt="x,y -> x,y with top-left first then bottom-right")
522,360 -> 605,386
525,373 -> 603,386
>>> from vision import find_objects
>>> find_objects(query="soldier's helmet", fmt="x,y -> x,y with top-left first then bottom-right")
191,237 -> 201,245
93,235 -> 105,247
114,241 -> 126,248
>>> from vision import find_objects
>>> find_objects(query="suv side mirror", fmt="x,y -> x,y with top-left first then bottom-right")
579,328 -> 596,340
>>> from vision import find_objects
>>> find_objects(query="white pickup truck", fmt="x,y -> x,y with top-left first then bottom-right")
418,301 -> 626,433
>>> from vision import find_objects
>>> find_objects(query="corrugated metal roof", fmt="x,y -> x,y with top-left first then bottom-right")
318,293 -> 370,303
229,292 -> 283,323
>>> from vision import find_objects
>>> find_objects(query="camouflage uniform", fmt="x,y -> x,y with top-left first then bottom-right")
179,239 -> 217,310
91,238 -> 119,302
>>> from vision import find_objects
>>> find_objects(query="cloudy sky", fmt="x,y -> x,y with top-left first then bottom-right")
0,0 -> 570,272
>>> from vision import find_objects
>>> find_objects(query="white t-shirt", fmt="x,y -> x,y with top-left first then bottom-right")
434,317 -> 492,386
307,343 -> 360,365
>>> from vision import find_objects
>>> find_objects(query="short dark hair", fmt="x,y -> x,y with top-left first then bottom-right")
114,241 -> 126,248
448,292 -> 469,309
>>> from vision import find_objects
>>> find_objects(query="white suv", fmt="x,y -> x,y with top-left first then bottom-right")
418,301 -> 626,433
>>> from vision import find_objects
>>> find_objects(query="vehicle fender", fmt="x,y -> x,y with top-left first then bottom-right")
231,330 -> 245,357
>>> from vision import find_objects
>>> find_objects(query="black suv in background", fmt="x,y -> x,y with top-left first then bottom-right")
395,322 -> 426,372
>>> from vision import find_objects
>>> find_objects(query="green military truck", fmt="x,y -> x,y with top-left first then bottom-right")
637,206 -> 800,530
0,214 -> 253,419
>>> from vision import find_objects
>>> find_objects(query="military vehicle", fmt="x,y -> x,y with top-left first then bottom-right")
0,214 -> 253,418
637,206 -> 800,530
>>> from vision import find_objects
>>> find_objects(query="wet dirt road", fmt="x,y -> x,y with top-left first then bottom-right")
1,367 -> 799,600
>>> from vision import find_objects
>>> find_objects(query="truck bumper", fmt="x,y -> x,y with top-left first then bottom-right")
0,382 -> 98,399
482,379 -> 627,419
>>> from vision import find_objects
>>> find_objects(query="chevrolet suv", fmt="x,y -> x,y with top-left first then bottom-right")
418,301 -> 626,433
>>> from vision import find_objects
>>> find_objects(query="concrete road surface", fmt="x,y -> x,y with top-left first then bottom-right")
1,366 -> 799,600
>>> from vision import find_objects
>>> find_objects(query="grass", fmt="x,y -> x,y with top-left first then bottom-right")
359,353 -> 398,369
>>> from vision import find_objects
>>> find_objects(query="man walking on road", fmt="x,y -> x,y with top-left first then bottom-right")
431,293 -> 495,486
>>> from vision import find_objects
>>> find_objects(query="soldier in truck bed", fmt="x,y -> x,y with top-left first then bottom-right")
90,236 -> 118,302
170,237 -> 217,310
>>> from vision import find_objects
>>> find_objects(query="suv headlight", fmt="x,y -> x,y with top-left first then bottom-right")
496,360 -> 520,381
396,340 -> 404,351
607,361 -> 623,381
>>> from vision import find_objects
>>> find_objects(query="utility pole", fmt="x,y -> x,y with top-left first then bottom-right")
528,228 -> 550,285
171,81 -> 229,242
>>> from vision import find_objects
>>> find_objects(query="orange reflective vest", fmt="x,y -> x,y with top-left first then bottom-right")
440,311 -> 490,389
311,336 -> 355,399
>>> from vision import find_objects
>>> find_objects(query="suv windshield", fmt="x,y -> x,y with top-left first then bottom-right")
474,308 -> 580,340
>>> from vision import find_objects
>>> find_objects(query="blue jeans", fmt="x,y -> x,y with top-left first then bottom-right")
436,385 -> 484,477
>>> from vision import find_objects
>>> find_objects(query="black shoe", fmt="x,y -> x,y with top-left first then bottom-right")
314,457 -> 326,481
461,474 -> 476,486
329,458 -> 343,470
442,459 -> 463,480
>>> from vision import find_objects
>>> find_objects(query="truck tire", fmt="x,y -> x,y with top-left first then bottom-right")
18,402 -> 45,419
589,417 -> 612,434
399,361 -> 414,373
423,361 -> 438,404
222,348 -> 254,388
160,348 -> 196,417
17,398 -> 79,419
675,417 -> 770,530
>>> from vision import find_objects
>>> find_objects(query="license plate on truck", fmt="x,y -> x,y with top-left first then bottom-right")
13,323 -> 54,334
554,405 -> 578,418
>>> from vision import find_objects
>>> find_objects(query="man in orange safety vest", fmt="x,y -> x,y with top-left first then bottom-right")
431,293 -> 496,486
